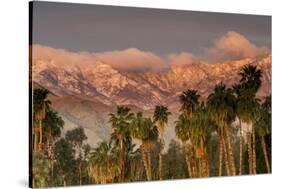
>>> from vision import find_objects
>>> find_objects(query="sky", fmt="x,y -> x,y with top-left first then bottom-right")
31,1 -> 271,71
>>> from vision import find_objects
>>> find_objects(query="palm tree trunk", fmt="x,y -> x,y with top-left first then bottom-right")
185,152 -> 193,178
225,126 -> 236,176
119,139 -> 125,182
32,177 -> 35,188
201,147 -> 208,177
204,152 -> 210,177
239,120 -> 243,175
219,138 -> 223,176
222,133 -> 231,176
252,129 -> 256,174
39,119 -> 43,152
159,138 -> 164,180
190,148 -> 197,177
79,163 -> 82,185
261,136 -> 271,173
200,156 -> 207,177
47,136 -> 51,169
34,127 -> 38,152
198,157 -> 202,177
51,159 -> 54,179
247,132 -> 253,174
147,151 -> 152,180
63,175 -> 66,186
140,145 -> 150,181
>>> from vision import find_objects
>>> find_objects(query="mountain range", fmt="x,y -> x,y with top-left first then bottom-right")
32,53 -> 272,147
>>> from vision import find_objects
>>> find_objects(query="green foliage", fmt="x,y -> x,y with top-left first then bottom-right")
65,127 -> 87,148
131,112 -> 158,142
255,95 -> 272,137
33,89 -> 50,110
207,83 -> 236,126
164,140 -> 187,179
31,65 -> 271,186
32,153 -> 50,188
239,65 -> 262,97
179,89 -> 200,117
153,105 -> 171,126
175,114 -> 191,143
43,109 -> 64,141
88,141 -> 120,184
53,138 -> 75,185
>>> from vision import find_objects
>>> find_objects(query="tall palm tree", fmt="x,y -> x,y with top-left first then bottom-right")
33,89 -> 51,153
177,89 -> 200,178
207,83 -> 236,176
88,141 -> 120,184
189,104 -> 214,177
42,109 -> 64,178
238,65 -> 262,174
153,105 -> 171,180
175,114 -> 196,177
232,83 -> 245,175
255,95 -> 271,173
131,112 -> 158,181
124,142 -> 144,182
109,106 -> 134,182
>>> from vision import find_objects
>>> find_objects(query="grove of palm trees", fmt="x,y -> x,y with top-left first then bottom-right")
31,65 -> 271,187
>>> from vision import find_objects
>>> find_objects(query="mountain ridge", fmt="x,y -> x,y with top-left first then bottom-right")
32,54 -> 271,148
32,53 -> 271,112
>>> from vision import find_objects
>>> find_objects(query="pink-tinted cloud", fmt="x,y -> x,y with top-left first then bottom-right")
32,31 -> 270,73
32,45 -> 166,72
205,31 -> 269,63
94,48 -> 165,71
32,45 -> 97,69
168,52 -> 194,68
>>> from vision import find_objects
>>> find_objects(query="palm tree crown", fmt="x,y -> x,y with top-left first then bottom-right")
179,89 -> 200,117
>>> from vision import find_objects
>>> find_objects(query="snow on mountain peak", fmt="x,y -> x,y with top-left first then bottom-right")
32,54 -> 271,111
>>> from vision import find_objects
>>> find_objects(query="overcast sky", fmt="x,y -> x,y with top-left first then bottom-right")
31,1 -> 271,57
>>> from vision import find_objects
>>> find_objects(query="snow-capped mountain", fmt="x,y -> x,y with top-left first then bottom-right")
32,54 -> 271,148
32,53 -> 271,112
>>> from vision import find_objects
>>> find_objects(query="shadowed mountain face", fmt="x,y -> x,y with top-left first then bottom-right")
32,54 -> 271,148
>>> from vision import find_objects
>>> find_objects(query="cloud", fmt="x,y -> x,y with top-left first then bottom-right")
168,52 -> 194,67
32,45 -> 166,72
94,48 -> 166,72
32,45 -> 97,69
205,31 -> 269,63
32,31 -> 270,73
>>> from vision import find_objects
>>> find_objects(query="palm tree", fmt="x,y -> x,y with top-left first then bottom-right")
238,65 -> 262,174
109,106 -> 134,182
239,65 -> 262,96
153,105 -> 171,180
232,83 -> 245,175
88,141 -> 120,184
175,114 -> 195,177
33,89 -> 51,153
189,104 -> 214,177
177,89 -> 200,177
255,95 -> 271,173
179,89 -> 200,118
131,112 -> 158,181
207,83 -> 236,176
42,109 -> 64,178
124,142 -> 144,182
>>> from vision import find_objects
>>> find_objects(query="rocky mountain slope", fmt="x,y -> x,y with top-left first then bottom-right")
32,54 -> 271,147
